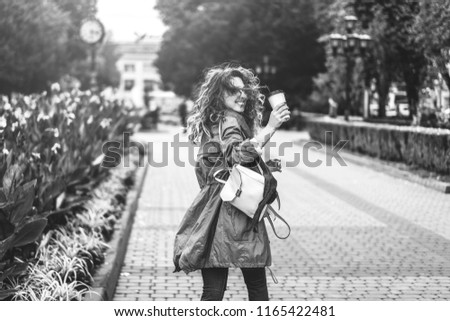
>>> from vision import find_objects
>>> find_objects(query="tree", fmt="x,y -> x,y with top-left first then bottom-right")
311,0 -> 367,115
313,0 -> 427,118
0,0 -> 98,95
51,0 -> 98,65
0,0 -> 69,94
412,0 -> 450,91
70,40 -> 121,89
353,0 -> 427,117
0,0 -> 101,94
96,42 -> 121,88
155,0 -> 326,99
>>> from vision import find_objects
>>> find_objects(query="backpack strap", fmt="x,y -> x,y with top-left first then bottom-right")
263,201 -> 290,239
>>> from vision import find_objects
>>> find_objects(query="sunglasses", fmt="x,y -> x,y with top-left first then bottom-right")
225,86 -> 252,95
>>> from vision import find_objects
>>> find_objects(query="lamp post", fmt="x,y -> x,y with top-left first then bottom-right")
328,15 -> 371,121
255,55 -> 277,85
79,2 -> 105,92
255,55 -> 277,125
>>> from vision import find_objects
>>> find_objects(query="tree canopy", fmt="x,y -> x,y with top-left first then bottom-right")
0,0 -> 108,94
312,0 -> 430,117
0,0 -> 69,94
356,0 -> 427,117
155,0 -> 327,100
412,0 -> 450,90
52,0 -> 98,64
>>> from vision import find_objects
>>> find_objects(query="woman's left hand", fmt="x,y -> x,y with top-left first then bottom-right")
266,158 -> 282,172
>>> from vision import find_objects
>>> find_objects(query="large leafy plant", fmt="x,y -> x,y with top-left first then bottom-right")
0,88 -> 134,295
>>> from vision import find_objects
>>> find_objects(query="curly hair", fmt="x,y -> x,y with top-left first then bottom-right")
187,63 -> 265,144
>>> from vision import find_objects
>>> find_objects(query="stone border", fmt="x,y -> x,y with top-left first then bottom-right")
296,139 -> 450,194
84,163 -> 149,300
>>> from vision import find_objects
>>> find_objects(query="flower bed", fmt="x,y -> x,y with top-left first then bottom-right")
6,162 -> 137,300
305,116 -> 450,176
0,89 -> 138,300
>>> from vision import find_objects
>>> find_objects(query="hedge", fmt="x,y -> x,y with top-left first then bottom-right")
305,116 -> 450,175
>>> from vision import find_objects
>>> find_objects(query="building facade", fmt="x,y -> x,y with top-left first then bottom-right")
115,36 -> 162,108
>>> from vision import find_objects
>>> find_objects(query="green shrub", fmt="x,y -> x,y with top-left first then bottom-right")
306,117 -> 450,175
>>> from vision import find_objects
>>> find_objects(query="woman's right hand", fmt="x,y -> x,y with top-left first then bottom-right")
251,103 -> 291,148
267,103 -> 291,129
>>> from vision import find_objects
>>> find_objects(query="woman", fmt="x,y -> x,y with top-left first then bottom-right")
173,64 -> 290,301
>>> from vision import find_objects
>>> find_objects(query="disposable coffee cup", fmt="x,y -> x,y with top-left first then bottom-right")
268,90 -> 287,110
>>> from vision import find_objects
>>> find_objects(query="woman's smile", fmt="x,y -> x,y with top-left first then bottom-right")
236,98 -> 247,108
224,76 -> 247,113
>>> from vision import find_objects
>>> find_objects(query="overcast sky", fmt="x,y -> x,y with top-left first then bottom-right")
97,0 -> 167,42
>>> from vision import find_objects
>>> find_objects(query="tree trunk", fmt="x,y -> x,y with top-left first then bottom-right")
404,75 -> 419,119
409,99 -> 417,118
377,73 -> 390,118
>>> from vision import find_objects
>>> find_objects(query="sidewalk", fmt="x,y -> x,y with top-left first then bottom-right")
113,125 -> 450,300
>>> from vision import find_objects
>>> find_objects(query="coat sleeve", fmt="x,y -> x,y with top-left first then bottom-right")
220,116 -> 260,166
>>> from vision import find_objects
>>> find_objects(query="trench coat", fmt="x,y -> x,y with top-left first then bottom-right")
173,109 -> 275,273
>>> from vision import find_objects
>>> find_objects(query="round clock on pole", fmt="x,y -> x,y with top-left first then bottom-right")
79,17 -> 105,91
79,18 -> 105,45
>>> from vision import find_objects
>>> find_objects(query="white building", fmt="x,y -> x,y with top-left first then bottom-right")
115,36 -> 163,108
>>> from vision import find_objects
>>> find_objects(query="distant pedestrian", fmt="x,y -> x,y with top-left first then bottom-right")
328,97 -> 338,118
178,99 -> 188,133
141,97 -> 159,130
173,63 -> 289,301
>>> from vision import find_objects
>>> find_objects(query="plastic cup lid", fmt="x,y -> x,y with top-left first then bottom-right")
268,90 -> 284,97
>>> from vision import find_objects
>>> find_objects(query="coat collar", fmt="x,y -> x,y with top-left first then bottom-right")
223,109 -> 253,139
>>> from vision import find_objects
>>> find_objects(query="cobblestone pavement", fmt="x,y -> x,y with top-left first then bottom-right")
113,125 -> 450,301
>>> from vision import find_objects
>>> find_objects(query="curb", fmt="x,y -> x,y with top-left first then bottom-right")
296,139 -> 450,194
84,163 -> 149,301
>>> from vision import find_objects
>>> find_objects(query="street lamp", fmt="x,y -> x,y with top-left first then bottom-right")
255,55 -> 277,85
327,15 -> 371,121
344,15 -> 357,33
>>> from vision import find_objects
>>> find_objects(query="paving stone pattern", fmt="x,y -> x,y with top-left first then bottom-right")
113,125 -> 450,301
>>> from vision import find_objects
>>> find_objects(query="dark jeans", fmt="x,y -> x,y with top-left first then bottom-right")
200,267 -> 269,301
